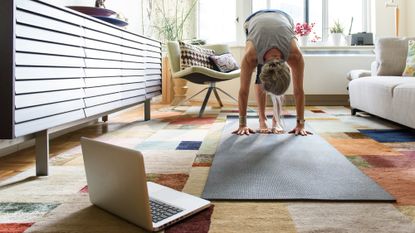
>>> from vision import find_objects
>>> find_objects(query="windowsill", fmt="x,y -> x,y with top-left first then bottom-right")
229,44 -> 375,55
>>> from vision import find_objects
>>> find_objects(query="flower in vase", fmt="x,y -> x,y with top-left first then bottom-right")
295,22 -> 315,36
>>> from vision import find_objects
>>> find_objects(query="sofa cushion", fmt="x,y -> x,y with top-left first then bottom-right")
392,83 -> 415,128
349,77 -> 415,119
402,40 -> 415,76
375,37 -> 415,76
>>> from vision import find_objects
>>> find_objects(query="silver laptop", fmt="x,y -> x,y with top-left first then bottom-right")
80,137 -> 211,232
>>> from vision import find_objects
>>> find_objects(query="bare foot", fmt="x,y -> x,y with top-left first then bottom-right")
257,118 -> 271,134
271,126 -> 284,134
271,116 -> 285,134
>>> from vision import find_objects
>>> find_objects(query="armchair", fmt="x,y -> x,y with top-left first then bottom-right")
166,41 -> 240,117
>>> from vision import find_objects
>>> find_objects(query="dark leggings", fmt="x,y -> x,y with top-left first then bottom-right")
255,64 -> 263,84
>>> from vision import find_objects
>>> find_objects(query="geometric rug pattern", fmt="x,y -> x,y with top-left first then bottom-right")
0,105 -> 415,232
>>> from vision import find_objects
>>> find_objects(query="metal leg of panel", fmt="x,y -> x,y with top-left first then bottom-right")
102,115 -> 108,122
145,99 -> 151,121
35,130 -> 49,176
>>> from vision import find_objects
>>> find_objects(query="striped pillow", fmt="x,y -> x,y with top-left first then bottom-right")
179,41 -> 215,70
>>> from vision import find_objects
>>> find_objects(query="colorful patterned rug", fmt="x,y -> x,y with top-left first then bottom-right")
1,105 -> 415,233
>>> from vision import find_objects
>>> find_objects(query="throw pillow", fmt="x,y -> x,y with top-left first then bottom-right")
179,41 -> 215,70
402,40 -> 415,76
209,53 -> 240,73
375,37 -> 415,76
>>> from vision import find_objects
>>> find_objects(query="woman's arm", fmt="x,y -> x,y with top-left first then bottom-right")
287,39 -> 312,136
233,42 -> 257,135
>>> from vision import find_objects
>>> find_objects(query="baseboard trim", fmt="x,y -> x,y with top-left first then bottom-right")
283,95 -> 350,106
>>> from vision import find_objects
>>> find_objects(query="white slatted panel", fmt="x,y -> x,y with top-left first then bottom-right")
16,10 -> 83,36
9,0 -> 162,137
145,57 -> 162,63
15,89 -> 85,108
84,38 -> 123,53
84,49 -> 122,61
146,75 -> 162,81
83,83 -> 146,97
84,58 -> 123,68
16,24 -> 84,47
15,99 -> 85,123
145,69 -> 162,75
146,63 -> 162,69
84,28 -> 123,45
122,69 -> 146,76
16,38 -> 84,57
84,95 -> 146,117
120,89 -> 146,99
16,67 -> 85,80
122,54 -> 145,63
84,93 -> 123,107
146,80 -> 162,87
15,79 -> 84,94
146,86 -> 162,93
146,51 -> 162,58
16,53 -> 85,67
15,110 -> 85,137
84,68 -> 122,77
84,76 -> 146,87
83,19 -> 122,38
16,0 -> 83,26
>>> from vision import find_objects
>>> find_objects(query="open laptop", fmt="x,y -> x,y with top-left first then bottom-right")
80,137 -> 211,232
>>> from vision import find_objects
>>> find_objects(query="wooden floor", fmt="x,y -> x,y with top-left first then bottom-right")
0,103 -> 169,181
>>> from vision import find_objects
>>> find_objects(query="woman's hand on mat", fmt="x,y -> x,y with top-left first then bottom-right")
232,126 -> 255,135
288,126 -> 313,136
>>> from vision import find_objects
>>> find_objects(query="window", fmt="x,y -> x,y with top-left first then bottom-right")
252,0 -> 305,25
198,0 -> 237,44
197,0 -> 370,45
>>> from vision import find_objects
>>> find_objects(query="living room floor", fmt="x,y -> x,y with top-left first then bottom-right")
0,103 -> 415,232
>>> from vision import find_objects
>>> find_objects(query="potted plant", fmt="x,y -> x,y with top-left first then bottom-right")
330,20 -> 344,46
295,22 -> 315,46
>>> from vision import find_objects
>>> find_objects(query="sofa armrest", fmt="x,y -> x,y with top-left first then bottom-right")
346,69 -> 372,81
371,61 -> 379,76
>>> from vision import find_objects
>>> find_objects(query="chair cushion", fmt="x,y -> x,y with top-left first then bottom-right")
375,37 -> 415,76
209,53 -> 240,73
402,40 -> 415,77
179,41 -> 215,70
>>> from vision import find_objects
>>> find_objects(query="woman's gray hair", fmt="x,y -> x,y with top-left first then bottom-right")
259,59 -> 291,96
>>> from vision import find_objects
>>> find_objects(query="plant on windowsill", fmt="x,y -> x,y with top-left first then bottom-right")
330,20 -> 344,46
153,0 -> 199,45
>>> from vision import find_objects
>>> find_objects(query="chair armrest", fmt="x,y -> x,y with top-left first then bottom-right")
371,61 -> 379,76
172,66 -> 240,81
346,69 -> 372,81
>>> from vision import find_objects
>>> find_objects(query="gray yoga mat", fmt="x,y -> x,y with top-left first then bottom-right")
202,116 -> 395,201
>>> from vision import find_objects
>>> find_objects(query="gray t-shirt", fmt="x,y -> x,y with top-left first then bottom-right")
245,11 -> 295,64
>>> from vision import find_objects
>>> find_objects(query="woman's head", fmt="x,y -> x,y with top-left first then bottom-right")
259,59 -> 291,96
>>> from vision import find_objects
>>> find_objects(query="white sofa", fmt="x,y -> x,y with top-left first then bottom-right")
348,37 -> 415,129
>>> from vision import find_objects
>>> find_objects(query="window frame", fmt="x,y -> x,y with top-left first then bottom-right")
197,0 -> 371,46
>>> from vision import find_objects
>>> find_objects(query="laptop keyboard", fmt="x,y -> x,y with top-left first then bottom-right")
150,199 -> 183,223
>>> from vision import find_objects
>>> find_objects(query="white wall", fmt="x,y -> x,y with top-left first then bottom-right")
373,0 -> 408,38
49,0 -> 142,34
407,0 -> 415,36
